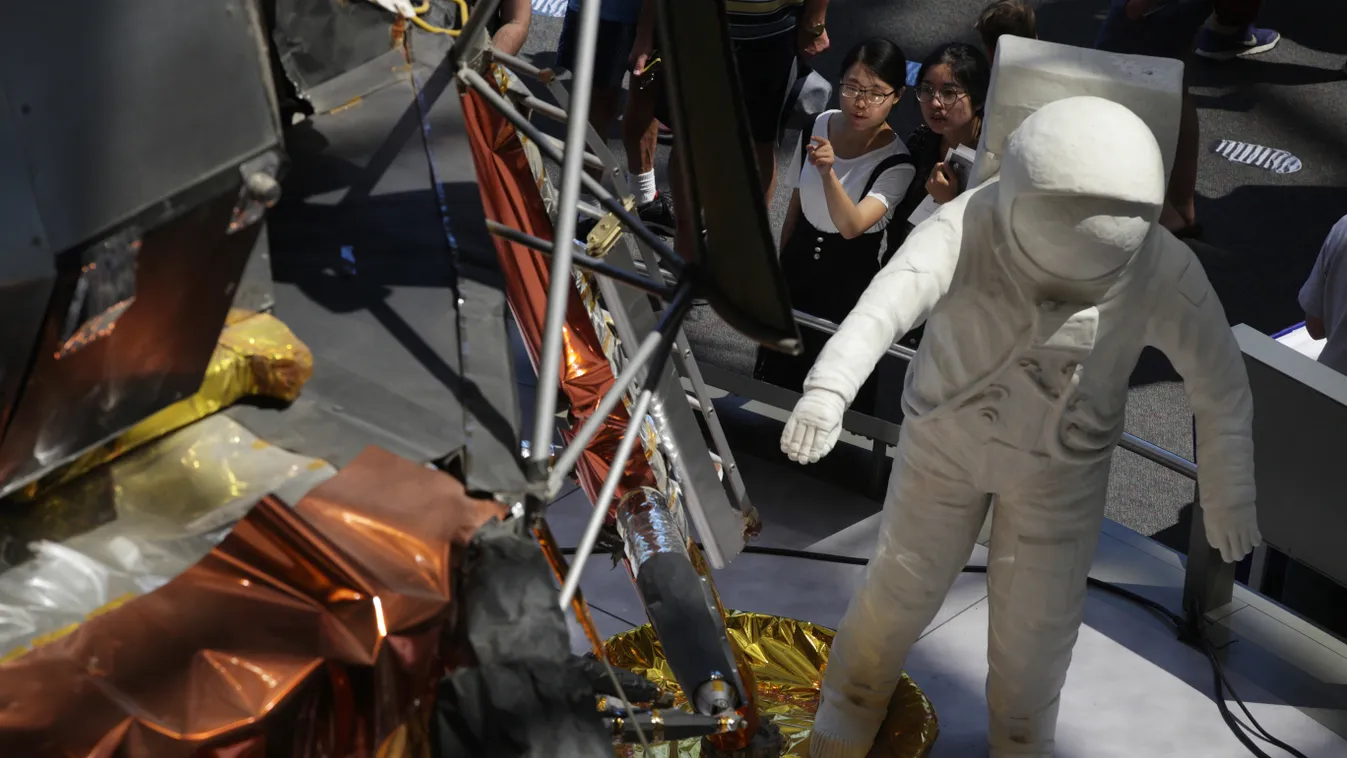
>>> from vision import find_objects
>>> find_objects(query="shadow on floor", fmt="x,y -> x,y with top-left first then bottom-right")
1195,183 -> 1347,334
1259,0 -> 1347,57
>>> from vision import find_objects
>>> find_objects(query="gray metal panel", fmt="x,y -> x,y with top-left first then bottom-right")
231,230 -> 277,314
259,34 -> 525,494
0,0 -> 280,253
409,36 -> 527,496
0,73 -> 54,441
1234,324 -> 1347,589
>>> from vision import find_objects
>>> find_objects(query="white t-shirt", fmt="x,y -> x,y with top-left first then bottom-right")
789,110 -> 915,235
1299,214 -> 1347,375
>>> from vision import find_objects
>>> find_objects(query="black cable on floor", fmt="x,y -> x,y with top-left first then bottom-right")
561,542 -> 1308,757
588,601 -> 640,628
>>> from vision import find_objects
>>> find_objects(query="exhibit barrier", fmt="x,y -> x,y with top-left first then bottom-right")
1234,326 -> 1347,611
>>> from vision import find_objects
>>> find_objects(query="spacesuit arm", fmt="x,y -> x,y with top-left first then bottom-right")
800,184 -> 974,405
1146,241 -> 1256,514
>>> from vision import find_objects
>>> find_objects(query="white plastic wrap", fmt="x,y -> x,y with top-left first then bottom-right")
0,415 -> 335,659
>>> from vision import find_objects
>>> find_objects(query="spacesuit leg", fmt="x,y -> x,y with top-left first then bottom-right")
984,458 -> 1112,757
812,420 -> 992,758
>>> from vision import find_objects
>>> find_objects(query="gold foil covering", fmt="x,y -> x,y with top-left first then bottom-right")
14,310 -> 313,501
606,612 -> 940,758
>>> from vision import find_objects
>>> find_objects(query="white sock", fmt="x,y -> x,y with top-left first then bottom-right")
629,170 -> 657,205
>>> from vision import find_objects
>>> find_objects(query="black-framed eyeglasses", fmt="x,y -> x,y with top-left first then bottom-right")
839,84 -> 894,106
915,85 -> 967,107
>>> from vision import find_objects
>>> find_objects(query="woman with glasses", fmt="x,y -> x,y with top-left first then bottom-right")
755,38 -> 915,415
883,42 -> 991,352
904,43 -> 992,217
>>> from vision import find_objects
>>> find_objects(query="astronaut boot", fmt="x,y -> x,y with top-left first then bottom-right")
988,695 -> 1060,758
810,696 -> 883,758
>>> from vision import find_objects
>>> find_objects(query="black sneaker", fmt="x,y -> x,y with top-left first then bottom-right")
636,193 -> 677,236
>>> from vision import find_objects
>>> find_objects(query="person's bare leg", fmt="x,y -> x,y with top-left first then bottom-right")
754,140 -> 779,208
589,87 -> 622,140
1163,88 -> 1200,232
622,84 -> 659,177
622,80 -> 660,210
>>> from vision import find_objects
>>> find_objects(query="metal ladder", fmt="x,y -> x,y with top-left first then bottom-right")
496,53 -> 756,551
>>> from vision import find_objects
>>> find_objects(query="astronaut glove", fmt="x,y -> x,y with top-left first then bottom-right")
781,389 -> 846,465
1201,501 -> 1262,563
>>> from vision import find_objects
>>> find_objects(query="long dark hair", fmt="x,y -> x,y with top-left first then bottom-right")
917,42 -> 991,110
839,37 -> 909,93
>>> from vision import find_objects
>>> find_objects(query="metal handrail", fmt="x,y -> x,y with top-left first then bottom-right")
791,312 -> 1199,480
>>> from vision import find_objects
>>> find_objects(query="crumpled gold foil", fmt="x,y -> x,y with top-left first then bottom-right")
12,310 -> 313,500
606,611 -> 939,758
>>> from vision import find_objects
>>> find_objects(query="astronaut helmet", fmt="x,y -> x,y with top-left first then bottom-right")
996,96 -> 1166,284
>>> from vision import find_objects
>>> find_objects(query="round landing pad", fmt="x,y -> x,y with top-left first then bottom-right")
606,611 -> 939,757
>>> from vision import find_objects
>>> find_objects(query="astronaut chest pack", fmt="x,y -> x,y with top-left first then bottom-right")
940,244 -> 1152,464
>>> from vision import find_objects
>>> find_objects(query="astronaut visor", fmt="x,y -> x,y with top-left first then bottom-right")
1008,193 -> 1159,282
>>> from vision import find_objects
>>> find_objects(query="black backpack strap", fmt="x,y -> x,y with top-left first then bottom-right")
860,152 -> 915,198
799,121 -> 814,173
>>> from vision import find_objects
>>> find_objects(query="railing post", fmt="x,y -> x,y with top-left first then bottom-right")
1181,418 -> 1237,626
1182,481 -> 1236,624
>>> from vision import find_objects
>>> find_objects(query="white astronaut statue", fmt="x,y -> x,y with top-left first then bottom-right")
783,96 -> 1261,758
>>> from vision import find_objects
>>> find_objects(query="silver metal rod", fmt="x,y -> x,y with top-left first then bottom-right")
447,0 -> 503,68
1118,432 -> 1197,480
548,332 -> 664,495
484,219 -> 669,296
458,68 -> 685,272
490,48 -> 542,78
539,133 -> 605,171
487,218 -> 586,256
626,256 -> 679,286
520,94 -> 570,124
530,0 -> 605,463
560,388 -> 656,609
790,310 -> 918,361
459,69 -> 619,201
577,200 -> 606,220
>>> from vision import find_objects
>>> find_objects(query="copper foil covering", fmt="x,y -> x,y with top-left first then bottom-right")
0,446 -> 506,756
459,77 -> 656,518
607,612 -> 940,758
12,311 -> 313,502
534,518 -> 607,660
